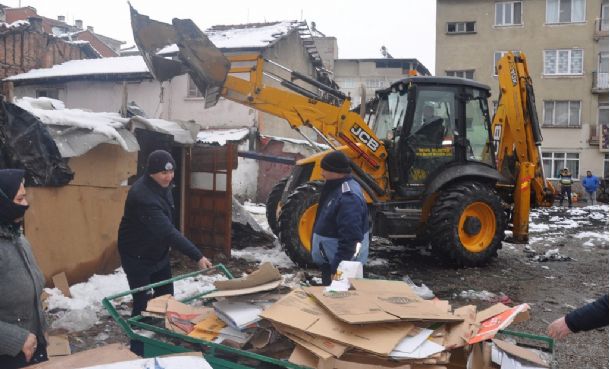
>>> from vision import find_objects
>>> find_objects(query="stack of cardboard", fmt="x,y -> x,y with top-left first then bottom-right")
259,278 -> 549,369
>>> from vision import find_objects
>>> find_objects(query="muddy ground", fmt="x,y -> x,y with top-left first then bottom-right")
57,205 -> 608,369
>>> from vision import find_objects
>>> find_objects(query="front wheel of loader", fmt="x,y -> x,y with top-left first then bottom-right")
278,182 -> 322,268
428,182 -> 506,267
266,177 -> 288,236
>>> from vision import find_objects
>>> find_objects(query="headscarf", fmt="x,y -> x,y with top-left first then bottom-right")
0,169 -> 29,224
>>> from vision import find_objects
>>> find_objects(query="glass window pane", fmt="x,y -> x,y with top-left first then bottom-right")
566,153 -> 579,159
544,101 -> 554,124
566,158 -> 579,178
559,0 -> 572,22
546,0 -> 559,23
544,50 -> 557,74
553,157 -> 564,177
496,3 -> 503,24
466,22 -> 475,32
465,70 -> 474,79
569,101 -> 580,126
572,0 -> 585,22
599,106 -> 609,125
543,159 -> 552,178
555,101 -> 569,125
558,50 -> 569,73
571,50 -> 583,73
514,2 -> 522,24
448,23 -> 456,32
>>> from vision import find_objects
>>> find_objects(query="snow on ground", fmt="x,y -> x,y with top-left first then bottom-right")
242,201 -> 272,233
231,240 -> 295,268
45,268 -> 227,332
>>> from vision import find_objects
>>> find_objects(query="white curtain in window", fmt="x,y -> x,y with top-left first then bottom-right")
504,3 -> 512,24
555,101 -> 569,125
558,50 -> 569,74
544,50 -> 557,74
547,0 -> 559,22
544,102 -> 554,124
496,3 -> 504,24
569,101 -> 580,126
571,0 -> 585,22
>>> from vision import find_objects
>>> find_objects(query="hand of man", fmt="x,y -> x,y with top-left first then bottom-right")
547,316 -> 573,340
198,256 -> 213,270
22,333 -> 37,362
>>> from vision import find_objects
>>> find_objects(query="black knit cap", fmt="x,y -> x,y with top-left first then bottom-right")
321,151 -> 351,174
0,169 -> 25,200
147,150 -> 176,174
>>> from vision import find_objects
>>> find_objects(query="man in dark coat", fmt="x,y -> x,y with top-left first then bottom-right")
311,151 -> 369,286
118,150 -> 212,354
547,294 -> 609,339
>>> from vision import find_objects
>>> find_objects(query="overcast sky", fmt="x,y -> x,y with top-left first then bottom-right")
4,0 -> 437,74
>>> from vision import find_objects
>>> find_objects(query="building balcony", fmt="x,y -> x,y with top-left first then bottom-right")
592,71 -> 609,93
594,18 -> 609,39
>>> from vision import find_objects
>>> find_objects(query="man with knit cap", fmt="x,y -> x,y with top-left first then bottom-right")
311,150 -> 369,285
118,150 -> 212,355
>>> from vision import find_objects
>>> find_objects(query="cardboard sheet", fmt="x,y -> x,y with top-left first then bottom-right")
444,305 -> 478,348
273,323 -> 348,358
29,344 -> 137,369
188,313 -> 227,340
304,285 -> 462,324
206,262 -> 281,298
468,304 -> 530,344
492,339 -> 549,368
475,303 -> 510,324
260,289 -> 414,356
46,335 -> 71,357
51,272 -> 71,298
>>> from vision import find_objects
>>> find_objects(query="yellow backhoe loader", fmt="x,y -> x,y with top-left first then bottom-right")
130,6 -> 555,267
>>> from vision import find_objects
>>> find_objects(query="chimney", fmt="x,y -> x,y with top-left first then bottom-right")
57,15 -> 65,22
75,19 -> 83,29
28,16 -> 43,32
87,25 -> 94,33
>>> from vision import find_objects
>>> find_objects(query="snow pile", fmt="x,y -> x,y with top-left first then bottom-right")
231,240 -> 295,268
197,128 -> 250,146
45,268 -> 227,332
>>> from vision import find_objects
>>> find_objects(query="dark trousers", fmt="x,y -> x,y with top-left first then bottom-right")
123,260 -> 174,356
559,186 -> 572,207
0,345 -> 48,369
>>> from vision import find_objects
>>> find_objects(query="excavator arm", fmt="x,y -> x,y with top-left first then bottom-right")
492,52 -> 555,241
130,6 -> 388,195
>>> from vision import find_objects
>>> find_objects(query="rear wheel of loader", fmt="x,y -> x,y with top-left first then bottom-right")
278,182 -> 322,268
266,177 -> 288,236
429,182 -> 505,267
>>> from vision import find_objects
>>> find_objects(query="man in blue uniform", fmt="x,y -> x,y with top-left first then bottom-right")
311,150 -> 369,285
118,150 -> 212,354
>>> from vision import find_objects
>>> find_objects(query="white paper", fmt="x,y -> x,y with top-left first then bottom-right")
81,356 -> 213,369
491,345 -> 548,369
390,331 -> 444,360
392,328 -> 434,353
212,300 -> 262,330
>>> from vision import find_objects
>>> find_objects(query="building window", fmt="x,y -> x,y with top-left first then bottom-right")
187,76 -> 203,98
543,100 -> 581,127
543,152 -> 580,178
495,1 -> 522,26
365,79 -> 386,89
602,2 -> 609,31
446,70 -> 475,79
546,0 -> 586,24
604,153 -> 609,179
600,102 -> 609,150
447,21 -> 476,34
36,89 -> 59,100
543,49 -> 583,75
493,50 -> 521,75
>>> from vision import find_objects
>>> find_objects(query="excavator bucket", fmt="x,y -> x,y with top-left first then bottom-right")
129,4 -> 231,108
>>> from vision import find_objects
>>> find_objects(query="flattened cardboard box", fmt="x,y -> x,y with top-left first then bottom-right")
205,261 -> 281,298
304,280 -> 463,324
260,289 -> 414,356
492,339 -> 549,368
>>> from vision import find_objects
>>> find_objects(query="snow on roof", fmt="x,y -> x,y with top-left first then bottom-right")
5,55 -> 149,81
158,20 -> 299,55
14,97 -> 197,157
262,134 -> 329,150
197,127 -> 250,145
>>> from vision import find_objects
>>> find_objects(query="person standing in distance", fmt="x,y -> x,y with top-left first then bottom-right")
0,169 -> 48,368
118,150 -> 212,354
581,170 -> 600,205
311,151 -> 370,286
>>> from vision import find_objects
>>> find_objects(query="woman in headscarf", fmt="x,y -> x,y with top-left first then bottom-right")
0,169 -> 48,368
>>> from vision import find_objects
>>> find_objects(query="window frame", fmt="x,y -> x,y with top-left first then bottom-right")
186,75 -> 204,99
446,21 -> 476,34
546,0 -> 587,24
543,48 -> 584,76
543,100 -> 582,127
493,50 -> 521,76
495,1 -> 523,26
542,151 -> 580,179
446,69 -> 475,80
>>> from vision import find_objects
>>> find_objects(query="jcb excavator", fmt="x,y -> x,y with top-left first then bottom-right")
130,6 -> 555,267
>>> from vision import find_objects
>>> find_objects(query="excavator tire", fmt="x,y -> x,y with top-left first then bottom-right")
278,181 -> 323,268
265,177 -> 288,236
428,182 -> 505,267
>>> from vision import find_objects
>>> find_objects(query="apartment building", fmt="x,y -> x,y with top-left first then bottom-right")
436,0 -> 609,187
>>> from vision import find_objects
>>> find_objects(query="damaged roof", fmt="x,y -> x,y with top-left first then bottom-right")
15,97 -> 199,157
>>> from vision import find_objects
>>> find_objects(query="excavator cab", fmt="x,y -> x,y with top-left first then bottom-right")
374,77 -> 496,198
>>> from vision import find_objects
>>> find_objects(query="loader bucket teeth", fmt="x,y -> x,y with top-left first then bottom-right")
129,4 -> 230,108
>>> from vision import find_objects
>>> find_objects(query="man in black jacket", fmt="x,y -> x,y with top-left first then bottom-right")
547,294 -> 608,339
118,150 -> 212,354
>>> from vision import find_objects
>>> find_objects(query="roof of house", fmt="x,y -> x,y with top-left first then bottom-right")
5,55 -> 149,82
15,97 -> 198,157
